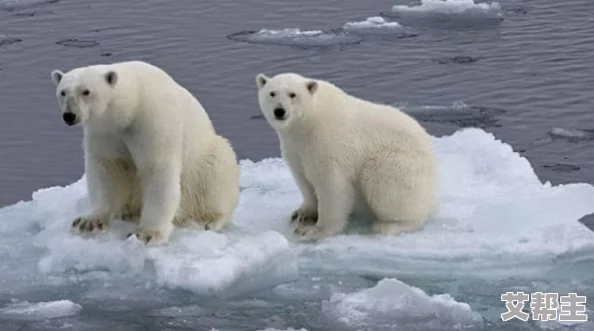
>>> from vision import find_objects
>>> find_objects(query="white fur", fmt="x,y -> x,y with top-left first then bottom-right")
256,72 -> 439,241
51,61 -> 240,245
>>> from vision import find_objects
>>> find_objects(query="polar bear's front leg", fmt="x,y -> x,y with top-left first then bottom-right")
288,167 -> 318,226
294,175 -> 354,241
72,156 -> 128,234
128,164 -> 181,245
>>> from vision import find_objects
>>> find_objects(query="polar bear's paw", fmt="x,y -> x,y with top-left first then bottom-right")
293,223 -> 329,242
290,207 -> 318,226
127,229 -> 168,245
71,217 -> 109,234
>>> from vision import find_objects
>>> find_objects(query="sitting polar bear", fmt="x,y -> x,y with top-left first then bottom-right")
50,61 -> 240,245
256,72 -> 439,241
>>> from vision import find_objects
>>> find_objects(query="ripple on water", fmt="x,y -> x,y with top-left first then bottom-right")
0,37 -> 22,47
55,38 -> 100,48
432,56 -> 481,64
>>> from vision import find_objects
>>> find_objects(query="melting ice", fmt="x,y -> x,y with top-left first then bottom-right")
226,28 -> 362,47
1,128 -> 593,330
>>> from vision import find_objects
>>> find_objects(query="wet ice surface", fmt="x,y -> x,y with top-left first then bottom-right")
1,128 -> 594,330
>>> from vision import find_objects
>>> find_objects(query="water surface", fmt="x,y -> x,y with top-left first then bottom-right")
0,0 -> 593,330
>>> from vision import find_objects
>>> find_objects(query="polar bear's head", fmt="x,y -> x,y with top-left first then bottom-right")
50,66 -> 118,126
256,73 -> 318,131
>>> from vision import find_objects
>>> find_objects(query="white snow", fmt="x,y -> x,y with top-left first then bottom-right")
343,16 -> 402,29
392,0 -> 503,19
0,127 -> 593,302
0,300 -> 81,321
323,278 -> 481,327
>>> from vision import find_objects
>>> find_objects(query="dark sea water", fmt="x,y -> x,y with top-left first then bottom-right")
0,0 -> 593,330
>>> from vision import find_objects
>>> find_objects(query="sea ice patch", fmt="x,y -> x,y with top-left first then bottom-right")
0,127 -> 593,303
387,0 -> 504,23
342,16 -> 418,38
226,28 -> 362,47
0,300 -> 82,321
344,16 -> 403,29
294,128 -> 594,279
323,278 -> 481,329
549,127 -> 594,142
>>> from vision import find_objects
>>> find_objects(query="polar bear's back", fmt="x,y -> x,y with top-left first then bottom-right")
312,80 -> 434,155
108,61 -> 214,135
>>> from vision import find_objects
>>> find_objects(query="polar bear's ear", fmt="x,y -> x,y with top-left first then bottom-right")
256,74 -> 269,89
105,71 -> 118,87
306,81 -> 318,95
51,70 -> 64,86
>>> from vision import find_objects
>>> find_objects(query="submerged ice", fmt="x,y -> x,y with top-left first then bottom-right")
1,128 -> 593,328
226,28 -> 362,47
0,300 -> 81,321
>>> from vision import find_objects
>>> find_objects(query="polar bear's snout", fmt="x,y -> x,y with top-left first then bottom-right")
273,106 -> 286,120
62,112 -> 77,126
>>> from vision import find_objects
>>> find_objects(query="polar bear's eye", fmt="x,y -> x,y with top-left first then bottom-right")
60,90 -> 66,97
270,92 -> 276,97
82,89 -> 90,96
289,92 -> 296,99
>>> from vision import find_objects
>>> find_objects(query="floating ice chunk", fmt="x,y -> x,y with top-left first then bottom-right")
342,16 -> 417,38
1,175 -> 297,297
257,28 -> 323,37
1,127 -> 593,303
227,28 -> 362,47
38,227 -> 296,297
343,16 -> 402,29
323,278 -> 481,328
150,231 -> 298,297
0,300 -> 82,321
390,0 -> 503,21
235,128 -> 594,279
549,127 -> 594,142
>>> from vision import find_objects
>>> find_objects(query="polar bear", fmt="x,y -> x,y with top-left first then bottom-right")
256,72 -> 439,241
50,61 -> 240,245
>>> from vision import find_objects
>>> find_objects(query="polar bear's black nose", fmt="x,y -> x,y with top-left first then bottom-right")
63,112 -> 77,126
274,107 -> 286,120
